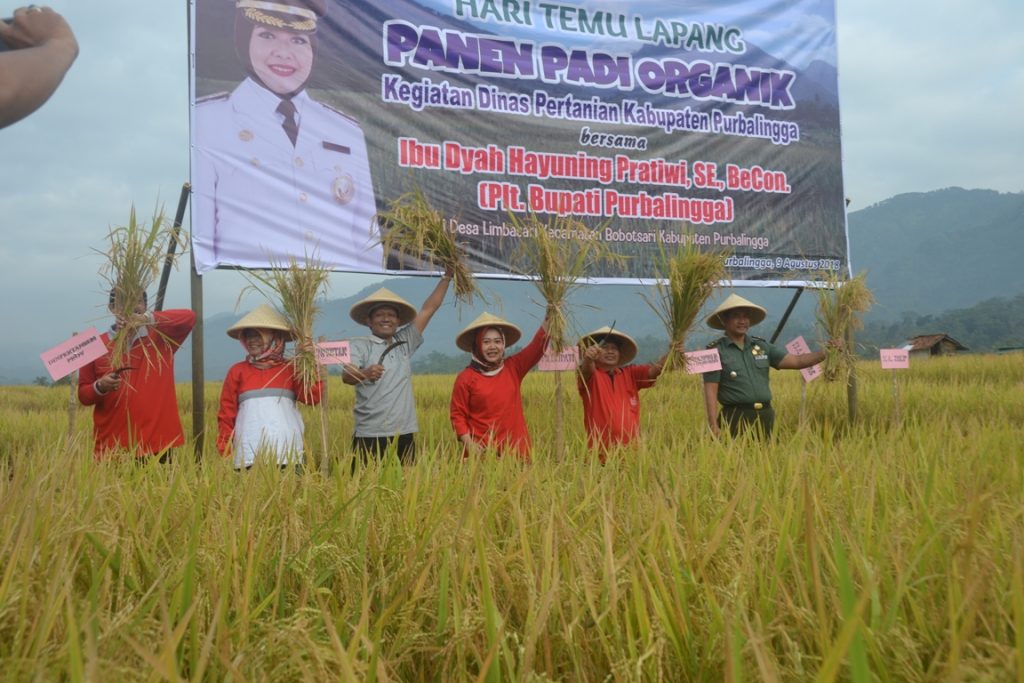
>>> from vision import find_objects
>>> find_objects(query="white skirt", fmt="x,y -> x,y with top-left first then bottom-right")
233,390 -> 305,468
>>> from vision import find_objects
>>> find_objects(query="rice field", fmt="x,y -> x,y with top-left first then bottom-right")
1,354 -> 1023,681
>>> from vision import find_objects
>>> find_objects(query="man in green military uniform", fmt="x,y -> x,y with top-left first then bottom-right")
701,294 -> 836,438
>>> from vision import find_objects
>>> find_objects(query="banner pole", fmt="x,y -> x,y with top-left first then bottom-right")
155,182 -> 192,312
190,240 -> 205,463
769,287 -> 804,344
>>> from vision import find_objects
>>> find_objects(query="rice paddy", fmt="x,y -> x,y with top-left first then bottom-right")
1,353 -> 1022,680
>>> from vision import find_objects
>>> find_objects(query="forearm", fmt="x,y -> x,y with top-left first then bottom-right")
702,383 -> 720,431
779,350 -> 826,370
413,275 -> 452,332
0,40 -> 78,127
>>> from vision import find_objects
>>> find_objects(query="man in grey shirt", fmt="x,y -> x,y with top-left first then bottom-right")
343,273 -> 451,463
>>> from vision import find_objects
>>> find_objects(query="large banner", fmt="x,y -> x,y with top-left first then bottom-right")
190,0 -> 848,283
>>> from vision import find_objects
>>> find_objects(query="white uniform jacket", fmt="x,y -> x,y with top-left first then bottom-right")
192,78 -> 384,274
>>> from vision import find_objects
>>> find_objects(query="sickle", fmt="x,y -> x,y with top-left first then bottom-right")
378,340 -> 408,364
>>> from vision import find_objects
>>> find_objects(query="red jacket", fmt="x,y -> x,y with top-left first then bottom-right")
577,364 -> 657,454
449,326 -> 547,459
78,309 -> 195,458
217,360 -> 323,455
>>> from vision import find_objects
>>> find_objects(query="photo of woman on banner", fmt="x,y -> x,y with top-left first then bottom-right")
191,0 -> 383,274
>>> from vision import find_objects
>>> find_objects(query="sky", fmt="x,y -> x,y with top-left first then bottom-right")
2,0 -> 1022,377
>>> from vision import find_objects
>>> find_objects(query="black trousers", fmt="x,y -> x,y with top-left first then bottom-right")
719,404 -> 776,438
352,433 -> 416,466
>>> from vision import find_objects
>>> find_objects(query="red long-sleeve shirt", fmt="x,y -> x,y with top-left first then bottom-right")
217,360 -> 323,455
449,326 -> 547,459
577,364 -> 657,454
78,309 -> 196,458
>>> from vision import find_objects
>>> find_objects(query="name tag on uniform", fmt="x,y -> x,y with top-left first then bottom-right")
323,141 -> 351,154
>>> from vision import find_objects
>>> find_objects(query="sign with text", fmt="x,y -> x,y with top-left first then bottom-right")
880,348 -> 910,369
190,0 -> 846,283
538,345 -> 579,372
785,336 -> 822,383
684,348 -> 722,374
315,341 -> 352,366
40,328 -> 106,381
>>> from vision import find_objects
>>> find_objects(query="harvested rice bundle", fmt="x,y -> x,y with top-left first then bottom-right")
509,213 -> 618,353
99,203 -> 184,368
376,189 -> 480,304
246,255 -> 330,400
644,238 -> 728,371
814,270 -> 875,381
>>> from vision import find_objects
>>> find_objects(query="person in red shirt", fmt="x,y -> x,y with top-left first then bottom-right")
78,292 -> 195,461
577,326 -> 676,460
449,310 -> 551,460
217,304 -> 322,470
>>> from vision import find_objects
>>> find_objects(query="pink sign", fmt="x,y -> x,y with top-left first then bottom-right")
40,328 -> 107,381
684,348 -> 722,374
785,336 -> 822,383
880,348 -> 910,369
315,340 -> 351,365
538,345 -> 578,372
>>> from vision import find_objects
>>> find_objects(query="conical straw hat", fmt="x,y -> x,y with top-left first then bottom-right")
578,326 -> 638,365
349,287 -> 417,326
455,312 -> 522,352
227,303 -> 293,340
706,293 -> 768,330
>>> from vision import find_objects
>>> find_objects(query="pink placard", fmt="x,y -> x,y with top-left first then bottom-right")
684,348 -> 722,374
538,345 -> 578,372
39,328 -> 107,381
315,340 -> 351,365
786,336 -> 823,383
880,348 -> 910,369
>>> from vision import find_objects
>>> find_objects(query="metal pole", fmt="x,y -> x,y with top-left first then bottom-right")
769,287 -> 804,344
155,182 -> 192,312
190,248 -> 205,462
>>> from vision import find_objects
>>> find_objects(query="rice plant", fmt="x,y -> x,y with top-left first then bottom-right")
98,203 -> 185,367
376,188 -> 481,304
814,271 -> 875,381
644,236 -> 729,370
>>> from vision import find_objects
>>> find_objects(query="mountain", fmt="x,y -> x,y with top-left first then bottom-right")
848,187 -> 1024,319
8,187 -> 1023,384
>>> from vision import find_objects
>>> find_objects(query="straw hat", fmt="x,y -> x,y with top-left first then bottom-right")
706,293 -> 768,330
227,304 -> 293,340
578,326 -> 638,365
455,312 -> 522,352
349,287 -> 417,326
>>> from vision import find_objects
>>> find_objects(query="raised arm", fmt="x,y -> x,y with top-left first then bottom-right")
412,268 -> 453,334
0,7 -> 78,128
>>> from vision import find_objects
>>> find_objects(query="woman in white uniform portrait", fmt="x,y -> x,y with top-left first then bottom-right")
192,0 -> 384,274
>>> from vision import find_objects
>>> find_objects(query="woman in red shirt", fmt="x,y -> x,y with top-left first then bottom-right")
217,304 -> 322,469
449,311 -> 550,460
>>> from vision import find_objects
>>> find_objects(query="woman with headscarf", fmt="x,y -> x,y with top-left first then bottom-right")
449,311 -> 551,460
192,0 -> 382,274
217,304 -> 323,469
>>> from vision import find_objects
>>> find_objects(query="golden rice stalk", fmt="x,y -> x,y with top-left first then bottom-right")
98,203 -> 184,368
245,255 -> 330,400
508,213 -> 619,353
814,270 -> 875,381
643,236 -> 729,371
376,188 -> 480,305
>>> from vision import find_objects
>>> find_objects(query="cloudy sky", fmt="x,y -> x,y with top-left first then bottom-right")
3,0 -> 1022,375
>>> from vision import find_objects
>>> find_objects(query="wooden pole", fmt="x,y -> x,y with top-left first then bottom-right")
846,328 -> 858,424
553,370 -> 565,462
